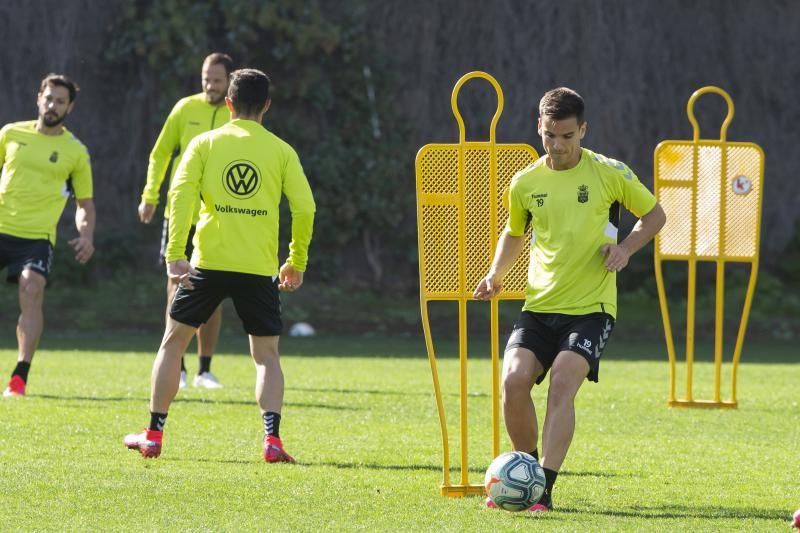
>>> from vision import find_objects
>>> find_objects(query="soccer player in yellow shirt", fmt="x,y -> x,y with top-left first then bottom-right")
125,69 -> 316,462
138,53 -> 233,389
475,88 -> 666,511
0,74 -> 95,397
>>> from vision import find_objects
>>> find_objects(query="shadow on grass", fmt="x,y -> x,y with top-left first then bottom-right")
549,503 -> 787,521
27,394 -> 362,411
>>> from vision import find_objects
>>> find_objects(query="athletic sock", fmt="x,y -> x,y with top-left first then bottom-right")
263,411 -> 281,439
529,448 -> 539,461
543,467 -> 558,497
198,356 -> 211,375
149,412 -> 168,432
11,361 -> 31,382
180,357 -> 187,372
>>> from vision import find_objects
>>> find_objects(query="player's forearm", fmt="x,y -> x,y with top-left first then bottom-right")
142,156 -> 171,205
75,198 -> 95,241
488,230 -> 525,279
164,187 -> 195,262
287,212 -> 314,272
620,203 -> 666,256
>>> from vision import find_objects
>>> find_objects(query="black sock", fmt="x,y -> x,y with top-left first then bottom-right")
180,357 -> 187,372
198,356 -> 211,375
529,448 -> 539,461
543,467 -> 558,497
263,411 -> 281,438
149,412 -> 168,432
11,361 -> 31,382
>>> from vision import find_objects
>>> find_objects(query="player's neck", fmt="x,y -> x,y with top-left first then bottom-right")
230,113 -> 265,123
35,118 -> 65,136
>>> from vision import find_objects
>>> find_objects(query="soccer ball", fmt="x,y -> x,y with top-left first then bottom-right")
288,322 -> 316,337
484,451 -> 546,511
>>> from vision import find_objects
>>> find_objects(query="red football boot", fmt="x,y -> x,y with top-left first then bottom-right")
263,435 -> 295,463
3,375 -> 25,397
123,429 -> 163,458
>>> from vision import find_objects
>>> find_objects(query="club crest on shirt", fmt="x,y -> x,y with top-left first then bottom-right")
577,184 -> 589,203
49,151 -> 58,163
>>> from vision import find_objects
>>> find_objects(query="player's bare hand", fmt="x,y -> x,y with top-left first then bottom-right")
167,260 -> 199,289
473,273 -> 503,300
278,262 -> 304,292
68,236 -> 94,264
600,243 -> 630,272
138,201 -> 156,224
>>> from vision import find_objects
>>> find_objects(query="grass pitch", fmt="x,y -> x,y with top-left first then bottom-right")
0,334 -> 797,531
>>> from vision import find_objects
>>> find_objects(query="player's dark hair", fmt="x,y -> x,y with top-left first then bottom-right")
539,87 -> 584,124
228,69 -> 271,116
39,73 -> 79,103
204,52 -> 234,76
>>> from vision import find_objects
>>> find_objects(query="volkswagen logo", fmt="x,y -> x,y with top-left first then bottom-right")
222,160 -> 261,199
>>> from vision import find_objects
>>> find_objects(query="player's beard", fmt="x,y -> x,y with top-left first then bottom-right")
205,91 -> 225,105
41,110 -> 66,127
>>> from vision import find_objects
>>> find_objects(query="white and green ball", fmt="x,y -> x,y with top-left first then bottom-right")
484,451 -> 546,511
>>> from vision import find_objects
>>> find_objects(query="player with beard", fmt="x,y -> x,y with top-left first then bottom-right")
0,74 -> 95,397
138,53 -> 233,390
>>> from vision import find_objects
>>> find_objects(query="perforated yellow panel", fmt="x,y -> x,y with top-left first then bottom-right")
655,141 -> 763,260
654,86 -> 765,410
416,144 -> 536,299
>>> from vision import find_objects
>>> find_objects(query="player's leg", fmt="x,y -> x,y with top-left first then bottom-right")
487,312 -> 556,510
164,275 -> 188,389
4,270 -> 46,397
536,313 -> 615,511
194,303 -> 223,388
249,334 -> 294,462
150,317 -> 197,413
231,273 -> 292,462
534,350 -> 588,511
4,237 -> 52,398
501,346 -> 544,453
125,269 -> 225,457
160,217 -> 188,389
501,311 -> 557,457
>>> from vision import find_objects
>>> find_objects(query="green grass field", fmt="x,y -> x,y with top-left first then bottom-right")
0,334 -> 797,531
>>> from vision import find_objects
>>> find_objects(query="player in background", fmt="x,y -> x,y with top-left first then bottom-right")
125,68 -> 316,462
475,88 -> 666,511
138,53 -> 233,389
1,74 -> 95,397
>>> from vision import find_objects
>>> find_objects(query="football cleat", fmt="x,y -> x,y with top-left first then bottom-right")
3,375 -> 26,397
193,372 -> 223,389
124,429 -> 163,458
485,497 -> 498,509
529,493 -> 553,512
179,371 -> 187,390
263,435 -> 295,463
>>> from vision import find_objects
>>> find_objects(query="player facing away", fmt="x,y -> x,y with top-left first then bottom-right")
138,53 -> 234,390
475,88 -> 666,511
124,68 -> 316,462
0,74 -> 95,397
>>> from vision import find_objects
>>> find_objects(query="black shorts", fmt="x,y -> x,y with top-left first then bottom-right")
505,311 -> 615,384
159,218 -> 196,264
170,268 -> 282,336
0,233 -> 53,282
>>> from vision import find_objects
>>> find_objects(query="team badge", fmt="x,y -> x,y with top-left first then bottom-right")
49,151 -> 58,163
577,184 -> 589,203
